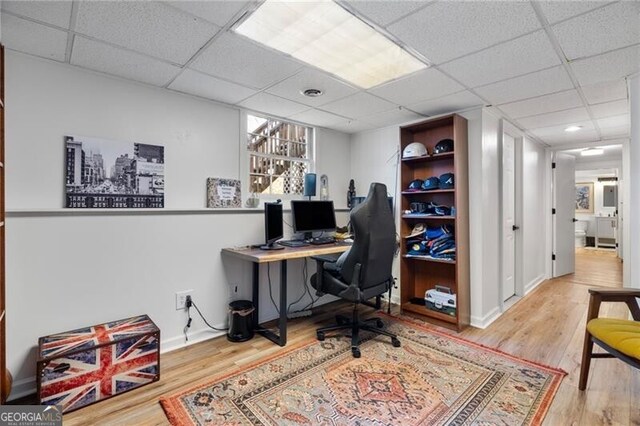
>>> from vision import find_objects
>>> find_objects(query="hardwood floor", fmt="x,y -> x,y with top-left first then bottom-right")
55,250 -> 636,424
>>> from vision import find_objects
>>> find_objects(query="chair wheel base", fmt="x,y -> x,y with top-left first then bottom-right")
351,347 -> 361,358
392,338 -> 401,347
317,331 -> 325,341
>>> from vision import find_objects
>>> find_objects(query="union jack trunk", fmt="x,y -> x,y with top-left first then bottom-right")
36,315 -> 160,413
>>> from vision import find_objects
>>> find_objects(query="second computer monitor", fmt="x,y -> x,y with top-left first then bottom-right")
291,200 -> 336,239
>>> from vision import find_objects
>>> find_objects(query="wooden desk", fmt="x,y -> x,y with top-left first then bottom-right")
221,243 -> 351,346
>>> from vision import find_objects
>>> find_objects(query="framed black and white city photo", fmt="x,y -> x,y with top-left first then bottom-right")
65,135 -> 165,208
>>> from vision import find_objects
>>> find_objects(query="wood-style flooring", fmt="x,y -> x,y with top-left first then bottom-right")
54,250 -> 639,424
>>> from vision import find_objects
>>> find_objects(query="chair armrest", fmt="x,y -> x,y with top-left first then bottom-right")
311,254 -> 340,264
587,288 -> 640,322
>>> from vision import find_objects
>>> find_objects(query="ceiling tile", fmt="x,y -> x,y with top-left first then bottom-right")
600,126 -> 629,139
581,79 -> 628,105
552,2 -> 640,60
528,119 -> 595,137
191,33 -> 303,90
1,14 -> 67,62
597,114 -> 629,130
238,93 -> 309,118
2,1 -> 72,28
475,66 -> 573,105
71,36 -> 181,87
164,1 -> 250,27
499,90 -> 582,118
169,69 -> 257,104
266,68 -> 358,107
76,1 -> 218,65
387,1 -> 540,64
408,91 -> 484,116
289,109 -> 350,128
368,68 -> 464,106
319,92 -> 396,119
571,45 -> 640,86
536,1 -> 613,25
518,107 -> 590,129
538,129 -> 600,145
590,99 -> 629,119
439,30 -> 559,88
329,119 -> 377,134
360,108 -> 424,127
342,0 -> 431,26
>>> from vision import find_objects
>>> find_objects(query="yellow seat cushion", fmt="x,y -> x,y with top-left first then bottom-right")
587,318 -> 640,360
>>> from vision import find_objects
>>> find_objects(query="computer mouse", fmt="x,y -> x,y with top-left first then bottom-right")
344,238 -> 354,243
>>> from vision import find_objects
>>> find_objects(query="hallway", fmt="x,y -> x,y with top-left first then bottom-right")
461,248 -> 636,425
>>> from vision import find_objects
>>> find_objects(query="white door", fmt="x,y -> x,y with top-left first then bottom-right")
553,153 -> 576,277
502,134 -> 516,300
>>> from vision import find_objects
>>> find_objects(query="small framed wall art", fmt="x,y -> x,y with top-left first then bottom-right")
575,182 -> 594,213
207,178 -> 241,208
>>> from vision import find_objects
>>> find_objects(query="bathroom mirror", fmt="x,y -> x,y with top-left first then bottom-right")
603,185 -> 617,207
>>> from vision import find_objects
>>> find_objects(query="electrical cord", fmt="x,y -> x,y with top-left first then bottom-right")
267,263 -> 279,315
184,296 -> 228,340
287,258 -> 308,313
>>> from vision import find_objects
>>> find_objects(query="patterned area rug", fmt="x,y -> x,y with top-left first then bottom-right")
161,315 -> 566,425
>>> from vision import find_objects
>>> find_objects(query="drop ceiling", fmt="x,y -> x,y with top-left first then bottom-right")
1,0 -> 637,146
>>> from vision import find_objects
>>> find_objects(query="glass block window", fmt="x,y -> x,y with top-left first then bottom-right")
247,114 -> 313,195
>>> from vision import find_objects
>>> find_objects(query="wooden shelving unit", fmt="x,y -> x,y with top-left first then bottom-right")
399,114 -> 470,331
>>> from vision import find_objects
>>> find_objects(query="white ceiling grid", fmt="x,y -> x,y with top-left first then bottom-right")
0,0 -> 637,146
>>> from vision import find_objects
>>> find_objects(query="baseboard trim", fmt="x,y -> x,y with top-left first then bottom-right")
470,307 -> 501,329
525,274 -> 546,295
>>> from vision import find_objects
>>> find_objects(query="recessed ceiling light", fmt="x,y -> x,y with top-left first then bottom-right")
581,148 -> 604,157
234,0 -> 428,89
565,125 -> 583,132
302,88 -> 323,97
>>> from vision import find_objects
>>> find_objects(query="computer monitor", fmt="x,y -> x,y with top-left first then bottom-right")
291,200 -> 336,240
261,202 -> 284,250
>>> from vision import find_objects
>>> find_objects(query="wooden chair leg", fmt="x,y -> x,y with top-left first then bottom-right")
579,332 -> 594,391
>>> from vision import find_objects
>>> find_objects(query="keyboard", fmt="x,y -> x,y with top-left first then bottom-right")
309,237 -> 336,245
278,240 -> 310,248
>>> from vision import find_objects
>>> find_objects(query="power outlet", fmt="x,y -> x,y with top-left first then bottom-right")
176,290 -> 194,310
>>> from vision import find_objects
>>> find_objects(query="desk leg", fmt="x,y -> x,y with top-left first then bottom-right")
254,260 -> 287,347
278,260 -> 287,346
252,262 -> 259,329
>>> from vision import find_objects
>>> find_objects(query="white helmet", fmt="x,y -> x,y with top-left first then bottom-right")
402,142 -> 427,159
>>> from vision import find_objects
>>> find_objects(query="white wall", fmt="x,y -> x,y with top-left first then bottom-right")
469,109 -> 501,326
5,52 -> 351,398
626,75 -> 639,288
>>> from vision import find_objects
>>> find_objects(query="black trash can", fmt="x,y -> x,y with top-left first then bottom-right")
227,300 -> 255,342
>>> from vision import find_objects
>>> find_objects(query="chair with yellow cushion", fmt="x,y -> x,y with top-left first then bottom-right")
579,288 -> 640,390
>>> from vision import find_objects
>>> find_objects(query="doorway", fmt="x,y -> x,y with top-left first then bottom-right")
551,145 -> 623,279
500,127 -> 524,309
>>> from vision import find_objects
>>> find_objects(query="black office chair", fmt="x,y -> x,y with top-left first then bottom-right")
311,182 -> 399,358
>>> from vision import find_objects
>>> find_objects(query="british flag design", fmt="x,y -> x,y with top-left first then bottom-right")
38,315 -> 160,413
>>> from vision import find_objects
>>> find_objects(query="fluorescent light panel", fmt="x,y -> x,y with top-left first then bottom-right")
565,125 -> 582,132
235,0 -> 427,89
581,148 -> 604,156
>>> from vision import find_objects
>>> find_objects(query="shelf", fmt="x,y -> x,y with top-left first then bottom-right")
403,254 -> 456,264
402,302 -> 457,324
401,152 -> 454,164
402,215 -> 455,220
401,189 -> 455,195
7,207 -> 351,216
